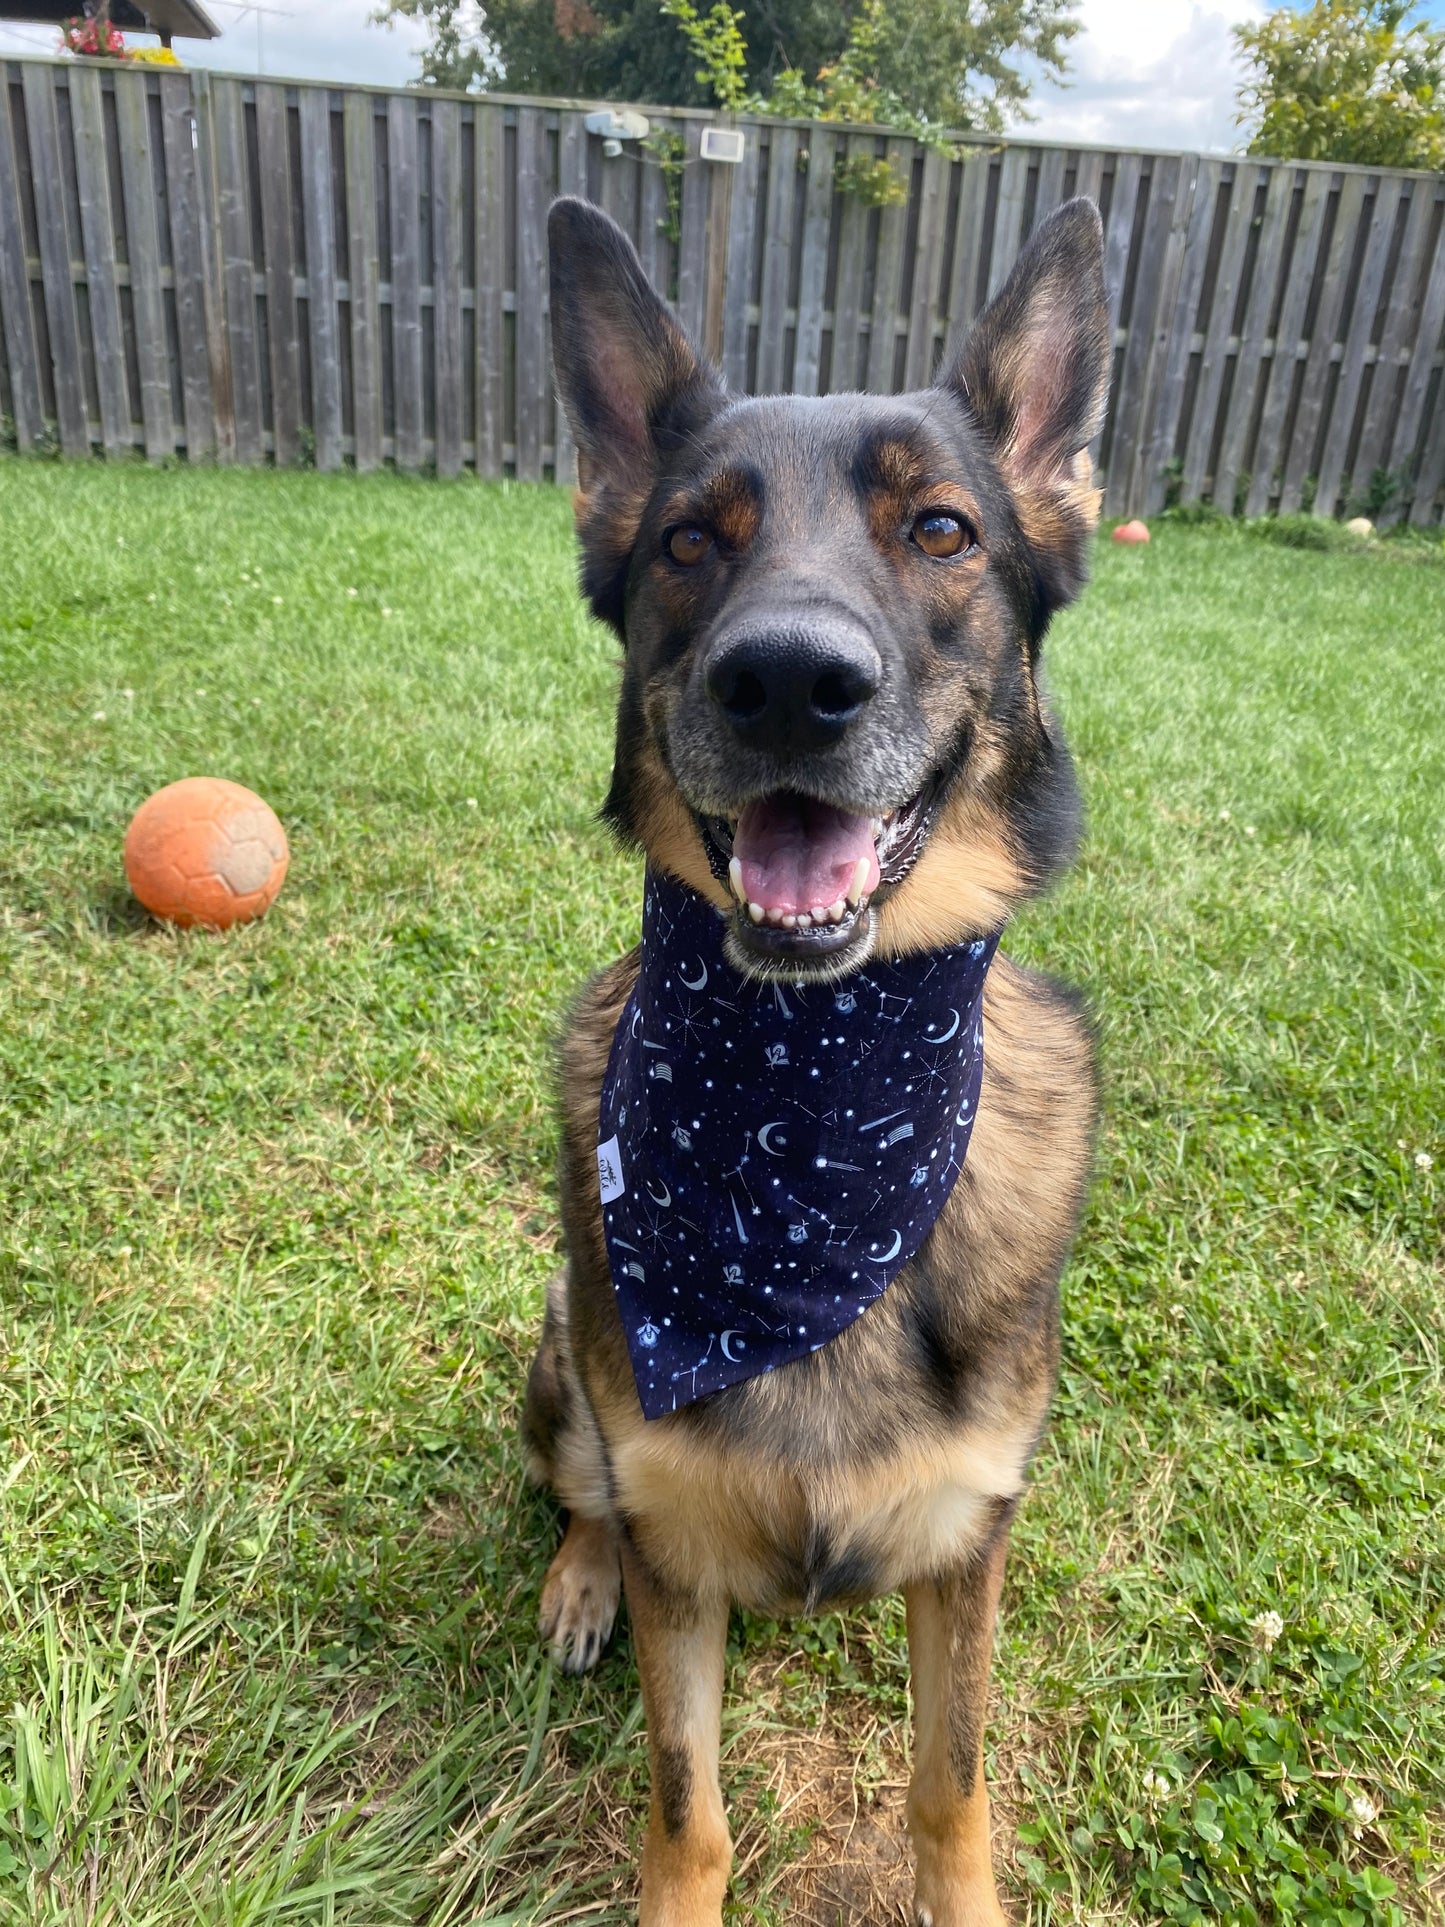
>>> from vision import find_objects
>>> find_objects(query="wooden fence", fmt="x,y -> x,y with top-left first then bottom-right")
2,53 -> 1443,522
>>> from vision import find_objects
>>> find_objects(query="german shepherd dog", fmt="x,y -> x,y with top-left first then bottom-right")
523,190 -> 1109,1925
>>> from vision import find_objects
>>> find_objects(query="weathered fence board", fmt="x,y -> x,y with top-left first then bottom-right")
1,55 -> 1441,524
0,78 -> 43,447
1210,161 -> 1295,519
299,86 -> 343,472
113,70 -> 174,459
161,71 -> 218,461
386,93 -> 422,473
68,64 -> 129,457
513,103 -> 548,482
212,75 -> 262,463
343,86 -> 381,472
21,63 -> 87,455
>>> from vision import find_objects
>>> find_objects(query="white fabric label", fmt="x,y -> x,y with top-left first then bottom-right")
596,1135 -> 626,1203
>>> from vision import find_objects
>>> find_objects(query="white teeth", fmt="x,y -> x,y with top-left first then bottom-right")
766,906 -> 785,926
748,900 -> 765,923
729,857 -> 745,902
847,856 -> 871,907
782,913 -> 797,929
796,913 -> 812,929
829,898 -> 846,922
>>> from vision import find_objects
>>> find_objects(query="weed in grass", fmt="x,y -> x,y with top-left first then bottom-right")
0,460 -> 1441,1924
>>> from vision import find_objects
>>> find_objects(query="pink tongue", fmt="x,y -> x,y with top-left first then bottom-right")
734,795 -> 880,916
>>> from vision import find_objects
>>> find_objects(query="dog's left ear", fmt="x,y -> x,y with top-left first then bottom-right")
943,198 -> 1109,593
549,197 -> 724,631
550,197 -> 721,487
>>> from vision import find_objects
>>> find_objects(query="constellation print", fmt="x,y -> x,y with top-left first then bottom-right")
599,871 -> 998,1418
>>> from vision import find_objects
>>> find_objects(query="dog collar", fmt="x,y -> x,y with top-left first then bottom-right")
597,870 -> 998,1418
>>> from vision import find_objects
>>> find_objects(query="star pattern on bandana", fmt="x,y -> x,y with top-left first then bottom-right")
599,871 -> 999,1418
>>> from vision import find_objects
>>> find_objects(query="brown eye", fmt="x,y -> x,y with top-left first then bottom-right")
911,511 -> 974,559
667,525 -> 713,567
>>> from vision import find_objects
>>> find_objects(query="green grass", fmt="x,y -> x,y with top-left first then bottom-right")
0,458 -> 1440,1927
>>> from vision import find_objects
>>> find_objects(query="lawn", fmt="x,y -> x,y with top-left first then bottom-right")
0,457 -> 1441,1927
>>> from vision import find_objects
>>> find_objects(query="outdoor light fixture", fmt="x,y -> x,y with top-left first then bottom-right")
585,108 -> 651,158
700,127 -> 746,164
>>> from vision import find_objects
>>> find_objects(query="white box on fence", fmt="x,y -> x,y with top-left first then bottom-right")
700,127 -> 746,164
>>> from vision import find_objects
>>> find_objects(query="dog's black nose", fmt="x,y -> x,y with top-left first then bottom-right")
705,625 -> 881,751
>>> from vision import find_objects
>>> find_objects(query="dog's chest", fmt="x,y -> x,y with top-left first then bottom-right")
611,1412 -> 1033,1611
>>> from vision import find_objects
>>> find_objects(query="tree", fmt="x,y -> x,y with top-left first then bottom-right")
1234,0 -> 1445,171
867,0 -> 1078,133
372,0 -> 1079,132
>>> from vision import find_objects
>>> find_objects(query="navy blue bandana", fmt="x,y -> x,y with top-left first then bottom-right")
597,871 -> 999,1418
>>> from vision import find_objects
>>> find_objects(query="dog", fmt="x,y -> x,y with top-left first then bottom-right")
523,190 -> 1109,1926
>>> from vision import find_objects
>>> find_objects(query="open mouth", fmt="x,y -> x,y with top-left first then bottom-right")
696,782 -> 938,972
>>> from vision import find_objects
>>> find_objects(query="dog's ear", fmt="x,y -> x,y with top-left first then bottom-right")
549,196 -> 722,506
943,198 -> 1109,590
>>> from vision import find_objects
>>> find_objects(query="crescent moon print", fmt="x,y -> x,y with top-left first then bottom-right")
599,871 -> 998,1419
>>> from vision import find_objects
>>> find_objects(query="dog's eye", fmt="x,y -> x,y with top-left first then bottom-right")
667,525 -> 713,568
911,512 -> 974,559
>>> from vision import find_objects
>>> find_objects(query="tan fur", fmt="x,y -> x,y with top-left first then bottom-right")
877,785 -> 1027,955
625,733 -> 732,914
623,1538 -> 733,1927
906,1527 -> 1013,1927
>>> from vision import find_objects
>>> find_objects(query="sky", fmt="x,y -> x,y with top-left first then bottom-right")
2,0 -> 1444,154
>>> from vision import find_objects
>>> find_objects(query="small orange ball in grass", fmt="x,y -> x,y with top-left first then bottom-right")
124,777 -> 289,929
1112,519 -> 1151,545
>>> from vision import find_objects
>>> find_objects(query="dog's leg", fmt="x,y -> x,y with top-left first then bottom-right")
904,1509 -> 1014,1927
527,1270 -> 623,1673
621,1534 -> 731,1927
540,1514 -> 621,1675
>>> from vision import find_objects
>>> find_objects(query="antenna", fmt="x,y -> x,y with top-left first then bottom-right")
202,0 -> 289,74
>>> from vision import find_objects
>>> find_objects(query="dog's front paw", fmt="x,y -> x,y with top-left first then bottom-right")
539,1516 -> 621,1674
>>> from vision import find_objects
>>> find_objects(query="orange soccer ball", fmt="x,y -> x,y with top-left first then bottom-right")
1112,519 -> 1151,545
124,777 -> 289,929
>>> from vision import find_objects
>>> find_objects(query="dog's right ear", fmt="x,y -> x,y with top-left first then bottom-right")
549,200 -> 722,625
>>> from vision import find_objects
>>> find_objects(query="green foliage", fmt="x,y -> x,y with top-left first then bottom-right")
1234,0 -> 1445,169
1349,465 -> 1407,521
748,0 -> 961,203
0,461 -> 1441,1920
371,0 -> 1077,132
833,152 -> 911,204
367,0 -> 500,92
658,0 -> 749,107
861,0 -> 1078,133
644,127 -> 688,245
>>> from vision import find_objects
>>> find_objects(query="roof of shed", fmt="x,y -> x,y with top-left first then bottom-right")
0,0 -> 219,37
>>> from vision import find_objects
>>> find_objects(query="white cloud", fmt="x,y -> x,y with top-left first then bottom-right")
1025,0 -> 1267,153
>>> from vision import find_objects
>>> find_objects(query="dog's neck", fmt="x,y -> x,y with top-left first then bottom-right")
596,871 -> 1000,1417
